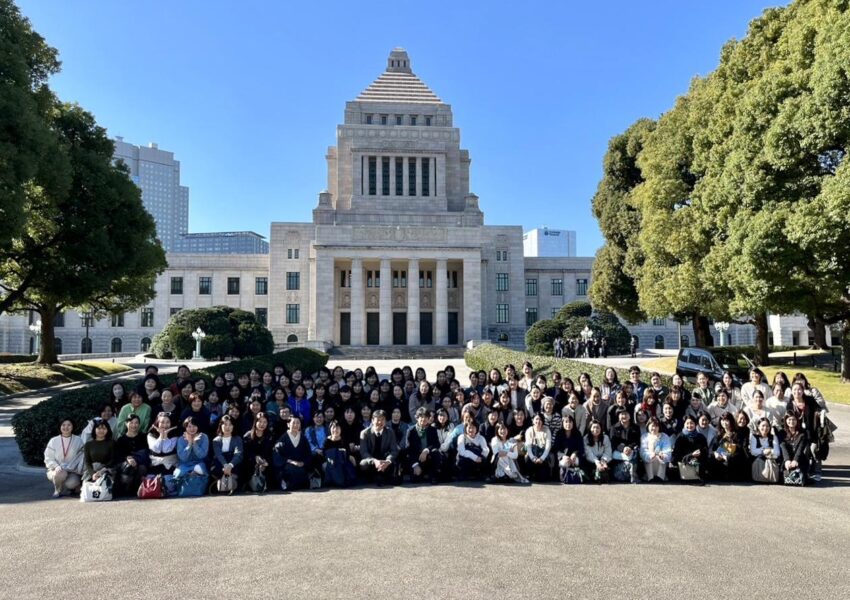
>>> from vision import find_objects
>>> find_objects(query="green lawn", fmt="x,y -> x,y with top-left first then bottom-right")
0,361 -> 132,395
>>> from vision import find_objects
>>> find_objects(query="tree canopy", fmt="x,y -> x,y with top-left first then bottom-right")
590,0 -> 850,378
152,306 -> 274,360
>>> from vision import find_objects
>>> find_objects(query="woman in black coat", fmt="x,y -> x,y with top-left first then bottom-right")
672,415 -> 708,484
274,416 -> 312,491
780,412 -> 810,484
708,412 -> 749,482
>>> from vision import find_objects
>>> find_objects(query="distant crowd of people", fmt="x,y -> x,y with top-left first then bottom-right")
44,359 -> 835,501
553,336 -> 610,359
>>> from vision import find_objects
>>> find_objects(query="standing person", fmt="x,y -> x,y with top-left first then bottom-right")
600,337 -> 608,358
359,410 -> 400,485
741,368 -> 772,409
630,335 -> 638,358
44,419 -> 85,498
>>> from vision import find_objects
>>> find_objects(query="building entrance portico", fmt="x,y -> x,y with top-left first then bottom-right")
309,248 -> 479,347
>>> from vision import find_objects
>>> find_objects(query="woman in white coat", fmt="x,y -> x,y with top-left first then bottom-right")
44,419 -> 85,498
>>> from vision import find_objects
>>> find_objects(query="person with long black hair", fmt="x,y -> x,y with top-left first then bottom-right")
672,415 -> 708,484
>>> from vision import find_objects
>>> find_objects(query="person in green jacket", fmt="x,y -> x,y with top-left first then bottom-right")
116,391 -> 151,437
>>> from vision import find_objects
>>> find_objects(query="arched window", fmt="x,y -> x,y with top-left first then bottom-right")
54,338 -> 63,355
680,335 -> 690,348
654,335 -> 665,349
81,337 -> 92,354
140,337 -> 152,352
287,334 -> 298,343
111,337 -> 122,353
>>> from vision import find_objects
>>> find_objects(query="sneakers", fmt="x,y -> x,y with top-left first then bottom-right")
280,481 -> 288,492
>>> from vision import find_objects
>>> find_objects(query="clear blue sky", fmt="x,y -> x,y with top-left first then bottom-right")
19,0 -> 783,256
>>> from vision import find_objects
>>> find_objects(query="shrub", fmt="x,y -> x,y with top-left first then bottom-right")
555,301 -> 593,320
12,347 -> 328,466
0,354 -> 37,364
152,306 -> 274,360
525,320 -> 565,356
524,305 -> 632,355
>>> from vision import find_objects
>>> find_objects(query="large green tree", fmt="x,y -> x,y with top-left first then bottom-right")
3,104 -> 166,364
0,0 -> 70,309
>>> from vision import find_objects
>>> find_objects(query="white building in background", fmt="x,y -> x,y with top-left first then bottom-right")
0,49 -> 831,357
523,227 -> 576,257
113,138 -> 189,252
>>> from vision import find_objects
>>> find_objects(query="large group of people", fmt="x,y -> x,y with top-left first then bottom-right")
44,359 -> 835,500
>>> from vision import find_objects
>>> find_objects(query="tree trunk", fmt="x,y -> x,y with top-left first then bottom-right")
754,312 -> 770,367
842,320 -> 850,384
37,307 -> 59,365
692,313 -> 714,347
807,314 -> 828,349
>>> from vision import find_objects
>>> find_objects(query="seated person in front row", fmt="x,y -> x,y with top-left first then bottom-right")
359,410 -> 400,485
456,420 -> 490,481
404,407 -> 443,483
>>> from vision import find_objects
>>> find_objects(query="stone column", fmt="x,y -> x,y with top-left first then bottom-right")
415,156 -> 422,197
389,157 -> 395,196
314,254 -> 335,343
350,258 -> 364,345
353,153 -> 361,197
402,156 -> 409,197
462,256 -> 481,343
435,258 -> 448,345
437,154 -> 446,197
379,258 -> 392,345
407,258 -> 420,345
376,156 -> 383,196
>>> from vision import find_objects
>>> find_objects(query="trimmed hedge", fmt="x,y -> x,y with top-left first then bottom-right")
466,343 -> 673,389
0,354 -> 37,365
12,348 -> 328,466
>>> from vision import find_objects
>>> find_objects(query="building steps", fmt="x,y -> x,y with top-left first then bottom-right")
327,345 -> 465,360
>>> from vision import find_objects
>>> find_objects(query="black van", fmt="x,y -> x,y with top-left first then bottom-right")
675,347 -> 748,384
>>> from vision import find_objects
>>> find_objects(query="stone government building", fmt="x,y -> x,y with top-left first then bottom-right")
6,48 -> 827,356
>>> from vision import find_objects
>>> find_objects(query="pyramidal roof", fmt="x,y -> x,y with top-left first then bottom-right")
355,48 -> 443,105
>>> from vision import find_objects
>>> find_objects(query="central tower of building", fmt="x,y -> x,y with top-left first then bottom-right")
268,49 -> 526,348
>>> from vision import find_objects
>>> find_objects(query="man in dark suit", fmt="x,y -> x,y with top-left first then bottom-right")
404,407 -> 443,483
359,410 -> 400,485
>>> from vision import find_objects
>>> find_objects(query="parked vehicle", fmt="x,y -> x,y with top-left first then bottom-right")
675,347 -> 748,384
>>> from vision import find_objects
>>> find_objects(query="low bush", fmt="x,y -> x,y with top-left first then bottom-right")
12,348 -> 328,466
0,354 -> 37,365
151,306 -> 274,360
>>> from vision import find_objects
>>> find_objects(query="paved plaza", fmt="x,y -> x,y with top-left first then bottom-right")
1,359 -> 849,599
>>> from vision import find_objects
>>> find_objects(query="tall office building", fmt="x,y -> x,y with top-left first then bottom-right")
113,138 -> 189,251
523,227 -> 576,257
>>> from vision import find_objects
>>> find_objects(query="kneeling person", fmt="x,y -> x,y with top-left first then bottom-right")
405,408 -> 443,483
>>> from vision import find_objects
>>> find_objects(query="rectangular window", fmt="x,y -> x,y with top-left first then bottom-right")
552,307 -> 560,318
199,277 -> 212,295
170,307 -> 182,316
652,317 -> 666,327
393,270 -> 407,288
425,116 -> 432,126
410,115 -> 417,126
419,270 -> 432,288
366,270 -> 380,288
111,312 -> 125,327
408,158 -> 416,196
286,304 -> 300,324
382,156 -> 390,196
496,304 -> 509,323
286,272 -> 300,291
577,278 -> 588,296
256,277 -> 268,295
54,311 -> 65,328
551,278 -> 564,296
340,270 -> 351,288
294,249 -> 299,259
395,157 -> 404,195
380,114 -> 387,125
227,277 -> 240,295
81,312 -> 94,328
496,250 -> 509,262
526,308 -> 538,326
496,273 -> 509,291
141,308 -> 154,328
287,249 -> 293,259
526,278 -> 538,296
421,157 -> 430,197
170,276 -> 183,295
365,114 -> 372,125
447,270 -> 458,289
368,156 -> 377,196
396,115 -> 402,125
255,307 -> 268,326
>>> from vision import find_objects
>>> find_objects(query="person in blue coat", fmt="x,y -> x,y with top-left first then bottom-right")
211,415 -> 244,486
288,384 -> 312,424
175,416 -> 210,477
305,410 -> 329,473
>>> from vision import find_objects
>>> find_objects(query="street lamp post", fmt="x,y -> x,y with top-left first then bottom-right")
714,321 -> 730,347
191,327 -> 206,360
78,311 -> 92,353
29,319 -> 42,356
